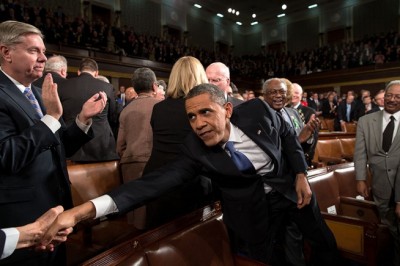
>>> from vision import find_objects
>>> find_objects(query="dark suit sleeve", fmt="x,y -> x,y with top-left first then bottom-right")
108,155 -> 201,214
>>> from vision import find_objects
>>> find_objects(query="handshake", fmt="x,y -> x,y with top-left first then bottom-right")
2,205 -> 82,259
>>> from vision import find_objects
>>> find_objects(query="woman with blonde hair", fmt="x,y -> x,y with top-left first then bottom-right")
143,56 -> 210,228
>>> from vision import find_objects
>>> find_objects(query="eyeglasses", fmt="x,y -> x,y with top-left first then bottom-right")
265,89 -> 287,96
384,93 -> 400,100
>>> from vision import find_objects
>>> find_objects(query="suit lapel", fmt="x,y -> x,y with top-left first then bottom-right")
0,72 -> 40,122
370,111 -> 383,151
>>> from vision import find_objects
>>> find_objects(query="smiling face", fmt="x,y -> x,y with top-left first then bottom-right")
185,93 -> 232,147
263,79 -> 287,111
384,84 -> 400,114
0,33 -> 47,86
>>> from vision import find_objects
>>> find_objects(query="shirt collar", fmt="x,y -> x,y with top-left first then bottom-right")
383,110 -> 400,122
222,122 -> 243,148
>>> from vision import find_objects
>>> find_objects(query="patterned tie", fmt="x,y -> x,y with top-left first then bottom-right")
24,87 -> 43,118
382,116 -> 395,153
225,141 -> 255,174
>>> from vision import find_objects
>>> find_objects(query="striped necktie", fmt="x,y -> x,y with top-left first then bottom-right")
24,87 -> 43,118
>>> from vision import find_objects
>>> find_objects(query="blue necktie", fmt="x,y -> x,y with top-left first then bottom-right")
24,87 -> 43,119
225,141 -> 255,174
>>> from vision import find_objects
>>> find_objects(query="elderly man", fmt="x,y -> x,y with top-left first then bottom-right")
43,84 -> 339,265
355,80 -> 400,265
0,20 -> 106,265
206,62 -> 243,106
32,55 -> 68,88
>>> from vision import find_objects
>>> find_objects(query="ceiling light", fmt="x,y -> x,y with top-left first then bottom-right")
277,13 -> 285,18
236,21 -> 242,25
308,4 -> 318,9
232,9 -> 235,13
252,13 -> 256,18
194,4 -> 201,8
251,21 -> 258,25
217,13 -> 224,17
228,8 -> 232,12
236,11 -> 239,15
282,4 -> 287,10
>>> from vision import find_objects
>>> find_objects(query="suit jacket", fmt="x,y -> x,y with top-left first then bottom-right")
284,107 -> 318,166
337,101 -> 357,122
58,72 -> 118,162
0,71 -> 92,264
117,96 -> 161,164
307,98 -> 320,111
0,230 -> 5,260
108,98 -> 307,244
354,110 -> 400,202
32,71 -> 66,88
321,100 -> 337,119
295,104 -> 315,125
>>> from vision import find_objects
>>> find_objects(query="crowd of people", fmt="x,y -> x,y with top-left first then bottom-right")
0,4 -> 399,266
1,1 -> 400,80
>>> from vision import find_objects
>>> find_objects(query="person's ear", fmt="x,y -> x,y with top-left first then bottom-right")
225,101 -> 233,118
0,45 -> 12,63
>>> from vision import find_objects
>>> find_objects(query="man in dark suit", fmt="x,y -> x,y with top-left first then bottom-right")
206,62 -> 243,107
1,206 -> 68,260
337,94 -> 357,130
58,58 -> 119,162
44,84 -> 339,265
32,55 -> 68,88
367,89 -> 385,114
0,20 -> 107,265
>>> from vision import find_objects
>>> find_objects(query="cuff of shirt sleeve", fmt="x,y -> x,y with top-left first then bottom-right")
1,228 -> 19,259
41,115 -> 61,133
90,195 -> 118,219
75,115 -> 92,134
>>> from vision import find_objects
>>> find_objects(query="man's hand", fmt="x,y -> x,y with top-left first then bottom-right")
295,173 -> 312,209
41,74 -> 63,120
78,92 -> 107,124
356,180 -> 369,198
298,114 -> 319,143
15,206 -> 69,251
41,202 -> 97,247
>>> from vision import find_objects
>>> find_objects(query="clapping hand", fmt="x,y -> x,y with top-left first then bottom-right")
78,91 -> 107,124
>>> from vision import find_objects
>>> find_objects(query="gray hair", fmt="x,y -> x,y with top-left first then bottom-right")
262,78 -> 286,94
385,80 -> 400,92
185,83 -> 226,106
131,67 -> 157,93
45,55 -> 67,72
0,20 -> 43,46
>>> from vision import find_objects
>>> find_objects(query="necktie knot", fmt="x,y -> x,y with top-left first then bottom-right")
23,87 -> 43,118
225,141 -> 255,174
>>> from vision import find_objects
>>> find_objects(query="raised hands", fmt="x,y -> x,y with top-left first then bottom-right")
298,114 -> 319,143
41,73 -> 63,120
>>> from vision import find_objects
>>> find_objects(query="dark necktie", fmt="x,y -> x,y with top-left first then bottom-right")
24,87 -> 43,118
225,141 -> 255,174
382,116 -> 395,153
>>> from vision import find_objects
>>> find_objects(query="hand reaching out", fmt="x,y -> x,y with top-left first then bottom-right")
295,173 -> 312,209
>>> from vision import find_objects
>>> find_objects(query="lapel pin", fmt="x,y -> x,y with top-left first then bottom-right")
257,130 -> 261,135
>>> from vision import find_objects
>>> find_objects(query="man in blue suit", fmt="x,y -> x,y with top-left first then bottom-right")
43,84 -> 338,265
0,20 -> 106,265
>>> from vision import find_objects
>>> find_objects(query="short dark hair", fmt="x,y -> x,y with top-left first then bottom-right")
186,83 -> 226,106
131,68 -> 157,93
79,58 -> 98,72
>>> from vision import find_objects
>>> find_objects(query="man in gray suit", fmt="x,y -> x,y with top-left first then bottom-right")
355,80 -> 400,266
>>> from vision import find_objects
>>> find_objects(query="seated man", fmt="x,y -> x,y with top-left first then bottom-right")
43,84 -> 339,265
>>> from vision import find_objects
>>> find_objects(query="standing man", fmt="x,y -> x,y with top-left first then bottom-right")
0,20 -> 106,265
58,58 -> 118,162
43,84 -> 339,266
205,62 -> 243,106
367,89 -> 385,114
32,55 -> 68,88
337,94 -> 357,131
355,80 -> 400,266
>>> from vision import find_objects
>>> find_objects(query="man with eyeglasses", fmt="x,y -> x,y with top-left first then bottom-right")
205,62 -> 243,106
263,78 -> 319,266
355,80 -> 400,266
